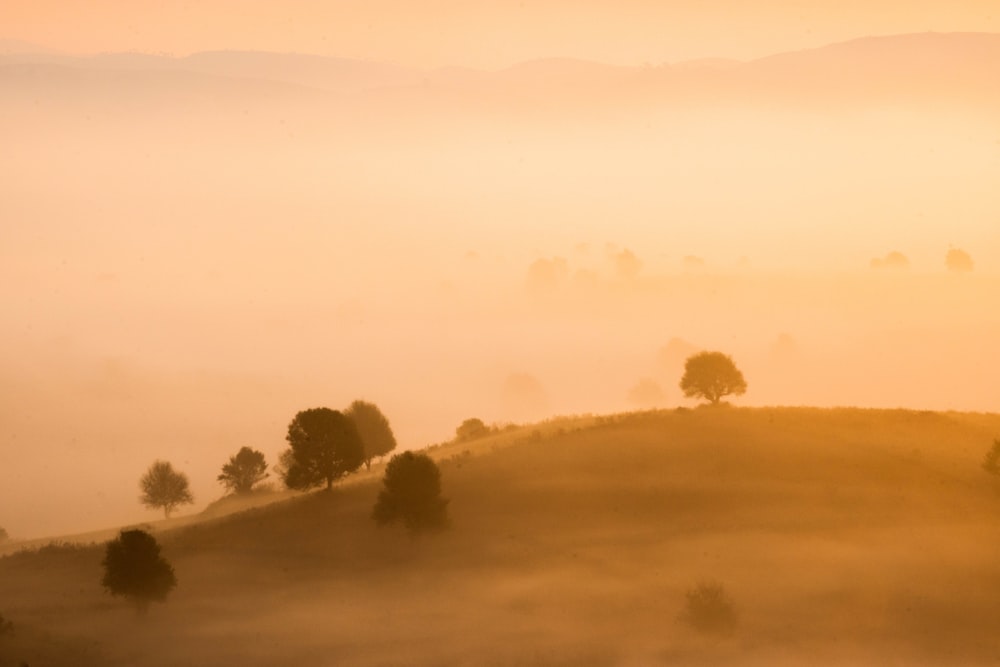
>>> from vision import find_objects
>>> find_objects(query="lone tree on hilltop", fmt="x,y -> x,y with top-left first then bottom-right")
373,451 -> 449,535
140,460 -> 194,518
345,400 -> 398,470
680,351 -> 747,405
282,407 -> 365,491
101,529 -> 176,615
217,446 -> 269,494
983,439 -> 1000,476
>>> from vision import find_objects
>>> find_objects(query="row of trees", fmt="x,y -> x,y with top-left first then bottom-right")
139,350 -> 748,517
138,400 -> 399,517
106,447 -> 448,614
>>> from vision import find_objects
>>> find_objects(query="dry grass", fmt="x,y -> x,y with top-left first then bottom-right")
1,406 -> 999,666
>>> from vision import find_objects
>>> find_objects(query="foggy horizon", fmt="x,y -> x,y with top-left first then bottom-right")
3,28 -> 998,68
3,25 -> 1000,539
2,8 -> 1000,665
0,5 -> 1000,667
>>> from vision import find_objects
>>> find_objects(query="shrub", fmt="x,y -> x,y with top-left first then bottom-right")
373,452 -> 449,535
101,529 -> 176,614
455,418 -> 490,442
983,438 -> 1000,476
680,581 -> 738,636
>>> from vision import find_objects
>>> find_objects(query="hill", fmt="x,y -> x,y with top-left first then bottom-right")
2,406 -> 999,665
3,32 -> 999,107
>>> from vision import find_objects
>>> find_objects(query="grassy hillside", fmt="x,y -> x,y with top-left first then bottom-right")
2,407 -> 999,666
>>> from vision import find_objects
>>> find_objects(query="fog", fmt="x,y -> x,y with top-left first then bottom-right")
2,34 -> 999,538
2,409 -> 999,665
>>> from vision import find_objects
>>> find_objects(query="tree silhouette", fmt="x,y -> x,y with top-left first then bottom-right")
455,417 -> 490,442
373,452 -> 449,535
983,439 -> 1000,476
217,446 -> 269,494
680,351 -> 747,405
101,529 -> 176,615
870,251 -> 910,270
345,400 -> 398,471
282,407 -> 365,491
680,581 -> 738,636
945,247 -> 974,273
0,527 -> 8,544
140,461 -> 194,518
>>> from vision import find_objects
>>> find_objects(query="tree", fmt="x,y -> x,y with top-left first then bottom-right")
455,417 -> 490,442
680,581 -> 738,636
983,439 -> 1000,476
0,527 -> 8,544
680,351 -> 747,405
140,460 -> 194,519
282,407 -> 365,491
217,446 -> 269,494
345,400 -> 398,470
945,247 -> 974,273
870,251 -> 910,270
373,452 -> 449,535
101,529 -> 176,615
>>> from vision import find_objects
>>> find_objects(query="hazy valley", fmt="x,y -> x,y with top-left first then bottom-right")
3,407 -> 1000,665
1,24 -> 999,666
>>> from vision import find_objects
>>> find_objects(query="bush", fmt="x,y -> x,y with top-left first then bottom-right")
373,452 -> 449,535
101,529 -> 176,614
455,418 -> 490,442
983,438 -> 1000,476
0,612 -> 12,635
679,581 -> 738,636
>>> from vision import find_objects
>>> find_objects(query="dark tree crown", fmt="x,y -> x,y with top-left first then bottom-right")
345,400 -> 398,469
283,407 -> 365,490
455,418 -> 490,442
983,438 -> 1000,476
101,529 -> 176,613
679,351 -> 747,405
140,461 -> 194,518
218,446 -> 269,494
373,451 -> 449,535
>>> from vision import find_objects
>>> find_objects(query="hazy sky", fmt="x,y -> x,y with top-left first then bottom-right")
3,0 -> 999,66
2,1 -> 999,540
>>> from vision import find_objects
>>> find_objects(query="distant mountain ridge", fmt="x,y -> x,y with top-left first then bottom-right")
1,31 -> 998,98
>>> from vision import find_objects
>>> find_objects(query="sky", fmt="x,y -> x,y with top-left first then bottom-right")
2,0 -> 1000,67
2,1 -> 999,539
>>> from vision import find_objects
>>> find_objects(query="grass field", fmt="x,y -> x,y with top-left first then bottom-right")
2,406 -> 999,666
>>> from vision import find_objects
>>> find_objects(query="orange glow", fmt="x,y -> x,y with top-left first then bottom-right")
0,3 -> 998,541
1,1 -> 999,66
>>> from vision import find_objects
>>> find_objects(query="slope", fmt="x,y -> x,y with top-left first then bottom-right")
1,406 -> 999,666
